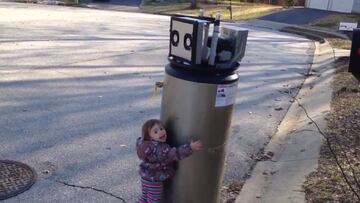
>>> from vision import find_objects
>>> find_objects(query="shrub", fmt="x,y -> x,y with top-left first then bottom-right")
285,0 -> 294,7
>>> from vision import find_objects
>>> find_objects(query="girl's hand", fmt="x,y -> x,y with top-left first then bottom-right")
190,140 -> 203,151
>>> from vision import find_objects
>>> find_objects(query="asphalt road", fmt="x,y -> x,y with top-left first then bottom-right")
259,8 -> 334,25
0,2 -> 314,202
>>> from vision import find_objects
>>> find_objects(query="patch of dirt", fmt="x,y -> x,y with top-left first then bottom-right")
220,181 -> 245,203
303,58 -> 360,202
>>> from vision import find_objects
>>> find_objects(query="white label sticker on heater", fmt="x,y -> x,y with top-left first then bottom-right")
215,83 -> 238,107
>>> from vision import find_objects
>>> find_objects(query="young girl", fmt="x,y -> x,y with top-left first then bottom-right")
136,119 -> 203,203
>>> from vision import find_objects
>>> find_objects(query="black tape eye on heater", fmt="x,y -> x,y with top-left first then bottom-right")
168,12 -> 248,72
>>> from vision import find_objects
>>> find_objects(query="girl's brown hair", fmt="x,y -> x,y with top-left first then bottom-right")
141,119 -> 164,141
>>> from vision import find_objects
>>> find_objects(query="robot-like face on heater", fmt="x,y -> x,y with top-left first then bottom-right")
170,20 -> 194,62
168,16 -> 249,68
169,17 -> 209,65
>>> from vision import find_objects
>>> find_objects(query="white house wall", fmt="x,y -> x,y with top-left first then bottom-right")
306,0 -> 356,13
307,0 -> 329,10
329,0 -> 354,13
353,0 -> 360,13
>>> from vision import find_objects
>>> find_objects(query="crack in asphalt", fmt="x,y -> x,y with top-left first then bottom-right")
55,180 -> 126,203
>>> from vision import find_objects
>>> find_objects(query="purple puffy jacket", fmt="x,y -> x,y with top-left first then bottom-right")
136,137 -> 192,182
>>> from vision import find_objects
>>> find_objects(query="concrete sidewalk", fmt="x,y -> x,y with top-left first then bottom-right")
235,20 -> 351,203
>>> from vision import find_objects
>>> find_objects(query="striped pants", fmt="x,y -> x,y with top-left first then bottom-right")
138,178 -> 163,203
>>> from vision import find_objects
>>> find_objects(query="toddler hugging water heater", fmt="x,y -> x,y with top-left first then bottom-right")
160,14 -> 248,203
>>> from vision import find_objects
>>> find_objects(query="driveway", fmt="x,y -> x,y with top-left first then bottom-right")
0,2 -> 314,202
259,8 -> 334,24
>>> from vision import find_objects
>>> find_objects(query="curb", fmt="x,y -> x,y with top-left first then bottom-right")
280,26 -> 325,43
234,25 -> 339,202
236,42 -> 336,203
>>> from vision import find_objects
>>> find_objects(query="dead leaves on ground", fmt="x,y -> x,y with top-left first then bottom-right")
303,59 -> 360,202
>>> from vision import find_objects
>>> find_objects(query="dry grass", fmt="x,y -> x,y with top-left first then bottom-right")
303,59 -> 360,203
305,13 -> 359,50
140,1 -> 282,21
309,13 -> 359,50
326,37 -> 352,50
309,14 -> 360,31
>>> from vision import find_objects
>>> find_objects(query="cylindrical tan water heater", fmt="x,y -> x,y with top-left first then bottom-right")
161,63 -> 239,203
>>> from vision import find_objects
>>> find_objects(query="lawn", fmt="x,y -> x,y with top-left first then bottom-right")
307,13 -> 360,49
140,1 -> 282,21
